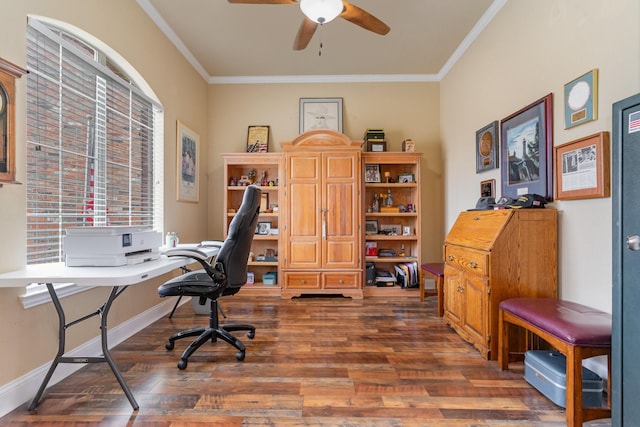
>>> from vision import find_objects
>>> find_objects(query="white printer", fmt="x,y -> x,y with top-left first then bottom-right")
63,226 -> 162,267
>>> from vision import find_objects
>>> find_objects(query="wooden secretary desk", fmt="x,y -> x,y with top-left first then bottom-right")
442,208 -> 558,360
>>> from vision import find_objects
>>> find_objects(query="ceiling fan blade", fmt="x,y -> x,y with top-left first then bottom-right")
293,17 -> 318,50
227,0 -> 297,4
340,1 -> 390,35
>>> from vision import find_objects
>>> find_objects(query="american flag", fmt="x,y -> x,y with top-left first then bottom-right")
629,111 -> 640,133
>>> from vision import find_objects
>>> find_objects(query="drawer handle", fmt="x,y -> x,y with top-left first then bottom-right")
301,279 -> 306,284
469,261 -> 478,269
339,279 -> 344,284
448,255 -> 455,261
457,285 -> 465,293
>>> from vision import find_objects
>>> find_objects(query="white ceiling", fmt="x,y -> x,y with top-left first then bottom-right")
137,0 -> 504,84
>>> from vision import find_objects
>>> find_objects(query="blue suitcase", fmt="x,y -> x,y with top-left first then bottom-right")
524,350 -> 603,408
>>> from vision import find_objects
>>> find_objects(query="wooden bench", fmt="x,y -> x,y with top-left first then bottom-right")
420,263 -> 444,316
498,298 -> 611,427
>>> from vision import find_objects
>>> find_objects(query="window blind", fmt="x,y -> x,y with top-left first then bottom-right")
26,18 -> 159,265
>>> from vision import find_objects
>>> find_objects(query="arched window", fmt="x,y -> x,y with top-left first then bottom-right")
25,17 -> 163,265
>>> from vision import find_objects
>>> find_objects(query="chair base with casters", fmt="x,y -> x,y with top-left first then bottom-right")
159,269 -> 257,370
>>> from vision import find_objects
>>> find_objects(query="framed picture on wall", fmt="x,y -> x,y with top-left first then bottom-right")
299,97 -> 343,133
176,120 -> 199,203
500,93 -> 554,200
476,120 -> 499,173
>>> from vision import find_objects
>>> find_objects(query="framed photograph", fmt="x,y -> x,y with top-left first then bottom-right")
177,120 -> 199,203
555,131 -> 610,200
299,97 -> 343,133
476,120 -> 499,173
256,221 -> 271,235
365,164 -> 381,183
500,93 -> 554,200
365,220 -> 378,235
480,179 -> 495,198
247,125 -> 270,152
565,69 -> 598,129
397,173 -> 414,183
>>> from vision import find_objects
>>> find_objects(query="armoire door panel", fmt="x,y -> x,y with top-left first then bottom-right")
324,240 -> 357,267
288,240 -> 320,266
288,183 -> 319,237
289,155 -> 319,179
325,183 -> 355,237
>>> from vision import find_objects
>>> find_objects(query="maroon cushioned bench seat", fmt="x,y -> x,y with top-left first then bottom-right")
498,298 -> 611,427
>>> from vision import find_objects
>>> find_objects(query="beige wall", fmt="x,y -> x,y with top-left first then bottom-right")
207,83 -> 444,259
0,0 -> 209,386
441,0 -> 640,312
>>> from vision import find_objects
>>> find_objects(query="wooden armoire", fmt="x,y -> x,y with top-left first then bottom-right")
280,130 -> 363,298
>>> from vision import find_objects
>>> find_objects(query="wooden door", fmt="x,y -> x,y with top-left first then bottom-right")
443,264 -> 463,324
323,152 -> 359,269
462,274 -> 488,347
285,153 -> 321,269
612,92 -> 640,425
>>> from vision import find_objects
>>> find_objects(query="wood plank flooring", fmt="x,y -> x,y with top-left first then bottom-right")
0,294 -> 610,426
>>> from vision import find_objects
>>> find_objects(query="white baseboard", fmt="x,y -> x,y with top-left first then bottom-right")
0,296 -> 187,417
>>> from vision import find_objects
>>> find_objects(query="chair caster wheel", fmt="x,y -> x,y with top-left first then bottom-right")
247,330 -> 255,339
177,359 -> 188,370
166,341 -> 175,350
236,351 -> 245,361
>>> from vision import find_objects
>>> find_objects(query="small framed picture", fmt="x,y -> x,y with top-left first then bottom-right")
247,125 -> 269,152
365,164 -> 381,183
365,220 -> 378,235
480,179 -> 495,198
476,121 -> 499,173
256,222 -> 271,235
397,173 -> 414,183
403,226 -> 412,236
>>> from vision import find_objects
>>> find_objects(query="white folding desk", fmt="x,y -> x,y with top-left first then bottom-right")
0,245 -> 218,411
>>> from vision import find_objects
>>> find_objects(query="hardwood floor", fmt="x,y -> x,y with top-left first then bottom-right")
0,293 -> 609,426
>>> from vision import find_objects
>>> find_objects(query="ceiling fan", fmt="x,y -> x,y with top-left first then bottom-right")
227,0 -> 390,50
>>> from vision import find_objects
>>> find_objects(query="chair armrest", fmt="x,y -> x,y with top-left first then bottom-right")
200,240 -> 223,248
165,248 -> 210,261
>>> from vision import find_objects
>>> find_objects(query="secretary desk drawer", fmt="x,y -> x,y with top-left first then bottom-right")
444,245 -> 488,276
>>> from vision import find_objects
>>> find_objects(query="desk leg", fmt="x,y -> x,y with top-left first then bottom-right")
29,284 -> 139,411
100,286 -> 139,410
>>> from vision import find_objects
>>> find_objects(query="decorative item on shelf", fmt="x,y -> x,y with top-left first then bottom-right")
380,224 -> 401,235
256,221 -> 271,235
406,203 -> 414,213
246,272 -> 255,285
259,193 -> 269,212
260,171 -> 268,186
398,173 -> 414,183
384,171 -> 392,183
229,176 -> 238,186
385,189 -> 393,206
365,219 -> 378,235
364,128 -> 386,152
247,125 -> 270,153
480,179 -> 496,198
372,193 -> 380,212
402,139 -> 415,152
365,241 -> 378,256
238,175 -> 251,186
403,226 -> 412,236
263,271 -> 277,285
380,206 -> 400,213
365,164 -> 381,183
247,169 -> 257,184
366,139 -> 387,152
378,248 -> 397,257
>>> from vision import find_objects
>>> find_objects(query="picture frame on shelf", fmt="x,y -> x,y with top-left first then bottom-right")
476,120 -> 499,173
177,120 -> 199,203
365,241 -> 378,257
247,125 -> 270,153
500,93 -> 554,200
397,173 -> 414,183
299,97 -> 343,133
366,140 -> 387,152
365,220 -> 378,235
480,179 -> 495,198
555,131 -> 610,200
365,164 -> 381,183
256,221 -> 271,235
564,69 -> 598,129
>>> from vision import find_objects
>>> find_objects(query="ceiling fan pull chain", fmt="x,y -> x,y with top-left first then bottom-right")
318,24 -> 324,56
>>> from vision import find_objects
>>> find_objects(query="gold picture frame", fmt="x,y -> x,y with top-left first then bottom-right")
555,131 -> 610,200
176,120 -> 199,203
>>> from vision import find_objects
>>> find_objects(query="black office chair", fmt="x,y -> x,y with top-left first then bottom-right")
158,185 -> 261,369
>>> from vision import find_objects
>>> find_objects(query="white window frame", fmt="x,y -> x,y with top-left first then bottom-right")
21,16 -> 164,308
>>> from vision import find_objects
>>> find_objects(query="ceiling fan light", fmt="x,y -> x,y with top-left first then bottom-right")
300,0 -> 343,24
